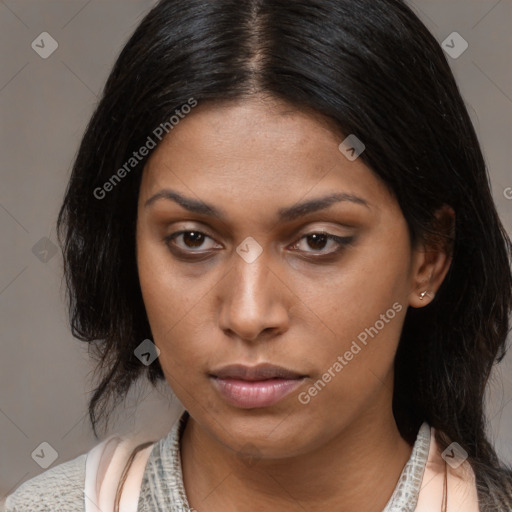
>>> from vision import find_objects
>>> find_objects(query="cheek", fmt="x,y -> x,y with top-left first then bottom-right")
310,227 -> 408,334
306,282 -> 405,387
136,233 -> 215,375
296,279 -> 406,426
137,226 -> 193,324
301,228 -> 410,392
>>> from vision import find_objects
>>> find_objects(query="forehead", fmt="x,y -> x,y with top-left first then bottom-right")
139,97 -> 392,219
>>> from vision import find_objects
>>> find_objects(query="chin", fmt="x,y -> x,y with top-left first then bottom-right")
201,402 -> 323,458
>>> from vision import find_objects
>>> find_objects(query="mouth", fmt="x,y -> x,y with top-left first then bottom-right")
209,363 -> 308,409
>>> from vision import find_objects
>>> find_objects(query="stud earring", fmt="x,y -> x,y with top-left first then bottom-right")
419,290 -> 435,300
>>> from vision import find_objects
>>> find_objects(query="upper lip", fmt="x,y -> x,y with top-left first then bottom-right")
210,363 -> 306,381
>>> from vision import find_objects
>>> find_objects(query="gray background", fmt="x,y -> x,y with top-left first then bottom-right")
1,0 -> 511,501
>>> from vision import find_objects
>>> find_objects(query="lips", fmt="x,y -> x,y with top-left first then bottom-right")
209,363 -> 307,408
210,363 -> 306,381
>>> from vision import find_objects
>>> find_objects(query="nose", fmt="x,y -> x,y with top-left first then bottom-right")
217,249 -> 291,342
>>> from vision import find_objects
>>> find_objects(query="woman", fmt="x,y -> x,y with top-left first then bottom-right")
5,0 -> 512,510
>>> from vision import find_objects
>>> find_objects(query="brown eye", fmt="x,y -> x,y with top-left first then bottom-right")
181,231 -> 206,248
305,233 -> 329,250
292,232 -> 354,255
164,230 -> 218,252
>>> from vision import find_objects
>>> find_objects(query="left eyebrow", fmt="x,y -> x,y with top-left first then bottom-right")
277,192 -> 370,222
144,189 -> 370,222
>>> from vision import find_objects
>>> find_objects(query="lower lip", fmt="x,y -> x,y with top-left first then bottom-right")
211,377 -> 305,408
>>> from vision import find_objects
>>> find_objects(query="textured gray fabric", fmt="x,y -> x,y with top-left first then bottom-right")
137,411 -> 191,512
382,422 -> 431,512
4,413 -> 431,512
4,453 -> 87,512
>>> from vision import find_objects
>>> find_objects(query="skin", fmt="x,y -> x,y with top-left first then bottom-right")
136,95 -> 453,512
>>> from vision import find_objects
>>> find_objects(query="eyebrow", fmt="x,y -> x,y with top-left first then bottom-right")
144,189 -> 370,222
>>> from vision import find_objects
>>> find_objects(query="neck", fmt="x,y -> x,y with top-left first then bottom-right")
180,391 -> 413,512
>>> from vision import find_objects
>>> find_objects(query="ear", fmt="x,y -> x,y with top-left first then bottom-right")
408,205 -> 455,308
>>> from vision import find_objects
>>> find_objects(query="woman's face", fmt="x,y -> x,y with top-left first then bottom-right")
136,96 -> 427,458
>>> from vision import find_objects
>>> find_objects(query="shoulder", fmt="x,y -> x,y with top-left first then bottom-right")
415,426 -> 480,512
3,431 -> 165,512
4,453 -> 87,512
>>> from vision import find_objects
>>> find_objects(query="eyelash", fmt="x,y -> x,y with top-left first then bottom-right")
163,230 -> 354,260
